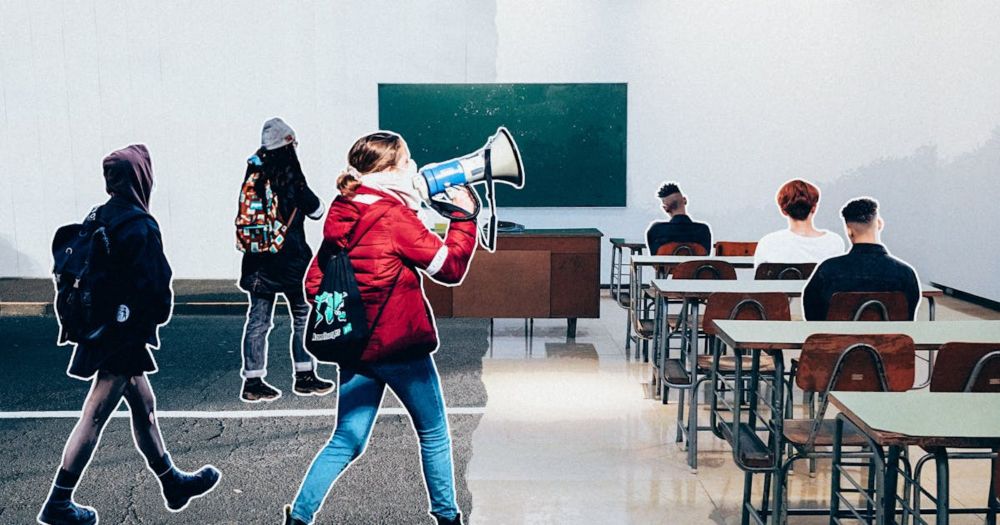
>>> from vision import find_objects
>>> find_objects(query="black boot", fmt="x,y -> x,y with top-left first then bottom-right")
242,377 -> 282,402
37,469 -> 97,525
293,370 -> 335,396
284,504 -> 309,525
37,501 -> 97,525
433,512 -> 463,525
154,454 -> 221,511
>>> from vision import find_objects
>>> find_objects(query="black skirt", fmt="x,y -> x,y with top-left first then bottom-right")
68,342 -> 157,380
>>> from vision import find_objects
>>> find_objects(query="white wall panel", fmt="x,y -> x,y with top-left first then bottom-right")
2,1 -> 999,301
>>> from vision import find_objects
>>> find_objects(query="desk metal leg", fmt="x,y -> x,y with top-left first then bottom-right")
769,351 -> 785,525
881,446 -> 902,525
830,417 -> 844,524
686,299 -> 701,470
566,318 -> 576,341
929,296 -> 936,321
934,448 -> 950,525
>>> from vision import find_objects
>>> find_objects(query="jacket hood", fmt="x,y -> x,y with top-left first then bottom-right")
324,186 -> 400,250
103,144 -> 153,212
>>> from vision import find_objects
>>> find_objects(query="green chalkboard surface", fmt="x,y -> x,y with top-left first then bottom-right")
378,83 -> 626,207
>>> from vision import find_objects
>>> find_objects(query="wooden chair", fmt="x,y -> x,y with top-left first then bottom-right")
634,241 -> 707,360
773,334 -> 915,521
754,262 -> 816,281
789,290 -> 911,476
714,241 -> 758,256
911,343 -> 1000,522
656,241 -> 709,257
666,292 -> 790,470
827,291 -> 909,321
670,259 -> 738,280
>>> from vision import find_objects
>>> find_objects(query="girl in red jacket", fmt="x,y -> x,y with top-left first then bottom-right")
285,132 -> 477,525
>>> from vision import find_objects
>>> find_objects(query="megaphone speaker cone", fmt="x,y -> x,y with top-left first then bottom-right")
488,127 -> 525,189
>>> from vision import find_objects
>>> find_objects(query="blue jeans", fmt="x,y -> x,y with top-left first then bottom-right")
241,290 -> 315,378
291,355 -> 459,523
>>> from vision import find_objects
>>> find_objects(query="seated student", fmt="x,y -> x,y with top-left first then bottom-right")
644,182 -> 712,255
754,179 -> 845,267
802,197 -> 920,320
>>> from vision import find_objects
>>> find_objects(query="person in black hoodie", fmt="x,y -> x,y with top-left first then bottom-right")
38,145 -> 220,525
238,118 -> 333,401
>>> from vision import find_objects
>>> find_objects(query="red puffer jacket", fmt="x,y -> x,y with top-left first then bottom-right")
304,185 -> 477,363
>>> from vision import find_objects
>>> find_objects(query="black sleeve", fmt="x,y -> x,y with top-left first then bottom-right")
120,220 -> 173,327
699,225 -> 712,255
645,224 -> 660,256
802,265 -> 827,321
904,267 -> 921,321
293,178 -> 323,220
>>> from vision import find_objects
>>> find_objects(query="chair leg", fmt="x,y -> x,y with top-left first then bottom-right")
989,451 -> 999,525
675,387 -> 686,444
741,471 -> 754,525
688,377 -> 700,471
807,392 -> 817,476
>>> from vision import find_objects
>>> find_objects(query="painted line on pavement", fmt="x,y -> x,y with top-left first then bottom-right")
0,407 -> 486,419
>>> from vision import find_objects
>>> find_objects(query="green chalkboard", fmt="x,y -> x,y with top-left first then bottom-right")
378,83 -> 626,207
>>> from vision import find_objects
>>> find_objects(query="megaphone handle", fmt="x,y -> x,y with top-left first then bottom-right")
482,148 -> 498,251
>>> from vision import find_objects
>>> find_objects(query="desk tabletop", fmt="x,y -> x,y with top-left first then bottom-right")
713,320 -> 1000,350
609,238 -> 646,249
830,391 -> 1000,448
649,279 -> 942,298
632,255 -> 755,268
501,228 -> 603,237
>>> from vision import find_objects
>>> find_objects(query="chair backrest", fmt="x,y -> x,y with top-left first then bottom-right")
827,292 -> 909,321
754,262 -> 817,281
670,259 -> 738,280
930,343 -> 1000,393
796,333 -> 915,394
656,242 -> 708,256
714,241 -> 758,256
702,292 -> 791,336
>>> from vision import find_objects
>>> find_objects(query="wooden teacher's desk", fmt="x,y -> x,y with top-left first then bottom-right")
423,228 -> 603,338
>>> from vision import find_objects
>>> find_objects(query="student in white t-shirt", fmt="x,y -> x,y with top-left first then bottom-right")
754,179 -> 845,267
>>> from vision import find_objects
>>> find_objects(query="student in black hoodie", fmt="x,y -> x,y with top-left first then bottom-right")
238,118 -> 333,401
39,145 -> 220,525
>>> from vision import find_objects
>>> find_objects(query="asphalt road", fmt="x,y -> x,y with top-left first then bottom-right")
0,315 -> 490,524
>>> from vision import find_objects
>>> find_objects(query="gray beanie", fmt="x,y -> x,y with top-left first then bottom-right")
261,117 -> 296,150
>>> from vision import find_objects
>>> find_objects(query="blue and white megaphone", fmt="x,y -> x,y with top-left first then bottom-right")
414,127 -> 525,251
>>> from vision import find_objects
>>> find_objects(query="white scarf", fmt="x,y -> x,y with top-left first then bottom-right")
360,170 -> 424,212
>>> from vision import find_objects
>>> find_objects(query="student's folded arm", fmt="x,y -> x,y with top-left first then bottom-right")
390,208 -> 477,285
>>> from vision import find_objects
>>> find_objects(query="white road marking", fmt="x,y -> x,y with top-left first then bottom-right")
0,407 -> 486,419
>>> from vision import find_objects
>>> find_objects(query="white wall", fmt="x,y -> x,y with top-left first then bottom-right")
3,1 -> 1000,300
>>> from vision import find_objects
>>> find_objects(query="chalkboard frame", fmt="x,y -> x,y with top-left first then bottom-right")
377,83 -> 627,207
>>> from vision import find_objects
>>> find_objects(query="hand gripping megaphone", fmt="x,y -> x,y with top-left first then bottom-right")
413,127 -> 525,252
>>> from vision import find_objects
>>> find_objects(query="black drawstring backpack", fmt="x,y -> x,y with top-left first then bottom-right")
305,206 -> 398,363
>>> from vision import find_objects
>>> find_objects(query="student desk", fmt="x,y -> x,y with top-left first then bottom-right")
609,239 -> 646,354
649,279 -> 944,473
651,282 -> 944,382
627,256 -> 755,361
830,392 -> 1000,525
710,320 -> 1000,525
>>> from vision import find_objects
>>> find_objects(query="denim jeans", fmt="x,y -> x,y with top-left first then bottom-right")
291,354 -> 459,523
241,290 -> 315,378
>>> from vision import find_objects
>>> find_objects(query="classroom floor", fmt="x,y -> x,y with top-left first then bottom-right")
467,294 -> 1000,524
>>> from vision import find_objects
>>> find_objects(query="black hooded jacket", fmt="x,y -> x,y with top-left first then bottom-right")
69,145 -> 173,378
238,145 -> 323,294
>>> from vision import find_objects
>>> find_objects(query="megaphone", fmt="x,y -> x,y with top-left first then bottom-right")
414,127 -> 525,252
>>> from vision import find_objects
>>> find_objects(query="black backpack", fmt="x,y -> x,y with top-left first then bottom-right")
51,206 -> 150,345
305,206 -> 398,363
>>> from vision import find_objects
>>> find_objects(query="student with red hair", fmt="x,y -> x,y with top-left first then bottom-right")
753,179 -> 845,267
